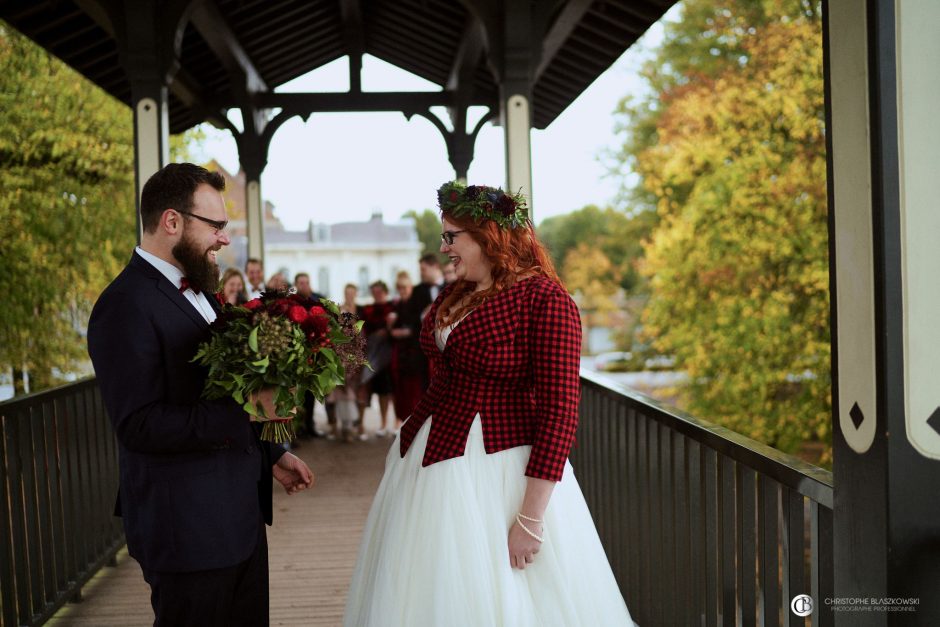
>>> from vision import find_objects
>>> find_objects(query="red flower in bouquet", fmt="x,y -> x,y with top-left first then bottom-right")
288,305 -> 308,324
192,288 -> 367,442
268,298 -> 291,316
302,312 -> 329,334
303,315 -> 330,345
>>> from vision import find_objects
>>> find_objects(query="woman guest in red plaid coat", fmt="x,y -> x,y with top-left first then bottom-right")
344,182 -> 634,627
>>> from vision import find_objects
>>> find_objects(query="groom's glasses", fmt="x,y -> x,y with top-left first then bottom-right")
440,230 -> 467,245
179,210 -> 228,233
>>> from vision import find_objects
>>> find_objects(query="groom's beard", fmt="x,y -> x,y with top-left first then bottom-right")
172,230 -> 220,294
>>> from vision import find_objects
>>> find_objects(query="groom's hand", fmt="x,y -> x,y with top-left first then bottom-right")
249,388 -> 278,420
251,388 -> 297,420
273,452 -> 314,495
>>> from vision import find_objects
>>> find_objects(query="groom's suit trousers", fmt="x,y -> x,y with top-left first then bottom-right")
143,520 -> 269,627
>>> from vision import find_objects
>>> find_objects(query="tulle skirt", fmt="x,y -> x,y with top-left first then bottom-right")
344,416 -> 635,627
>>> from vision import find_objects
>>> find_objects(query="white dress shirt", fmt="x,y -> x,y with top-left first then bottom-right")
135,246 -> 217,323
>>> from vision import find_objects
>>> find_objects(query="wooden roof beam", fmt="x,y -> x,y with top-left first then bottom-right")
534,0 -> 594,82
71,0 -> 222,125
250,91 -> 493,113
170,68 -> 234,132
445,17 -> 485,133
339,0 -> 364,92
190,0 -> 267,94
447,17 -> 485,93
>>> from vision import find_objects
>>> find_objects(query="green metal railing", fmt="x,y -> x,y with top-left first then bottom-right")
0,378 -> 123,627
572,369 -> 834,627
1,371 -> 835,626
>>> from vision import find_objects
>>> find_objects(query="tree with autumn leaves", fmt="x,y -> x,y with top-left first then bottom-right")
0,24 -> 196,394
612,0 -> 829,459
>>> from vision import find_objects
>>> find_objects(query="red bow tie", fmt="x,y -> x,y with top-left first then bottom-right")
179,277 -> 201,295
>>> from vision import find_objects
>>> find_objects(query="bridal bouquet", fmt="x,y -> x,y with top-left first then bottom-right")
192,289 -> 366,442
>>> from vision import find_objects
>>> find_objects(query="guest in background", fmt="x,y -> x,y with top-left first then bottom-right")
412,253 -> 445,318
266,272 -> 289,292
442,259 -> 457,285
219,267 -> 248,305
357,281 -> 395,441
340,282 -> 360,314
388,271 -> 424,433
324,283 -> 362,440
294,272 -> 325,304
295,272 -> 328,439
404,255 -> 442,393
245,257 -> 265,299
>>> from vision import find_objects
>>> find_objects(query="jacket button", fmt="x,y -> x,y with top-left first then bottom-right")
245,445 -> 254,455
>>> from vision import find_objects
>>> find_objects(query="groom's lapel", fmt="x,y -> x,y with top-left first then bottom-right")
207,291 -> 222,316
157,281 -> 210,330
130,252 -> 209,330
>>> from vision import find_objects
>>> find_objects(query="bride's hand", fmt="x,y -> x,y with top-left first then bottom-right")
507,520 -> 542,570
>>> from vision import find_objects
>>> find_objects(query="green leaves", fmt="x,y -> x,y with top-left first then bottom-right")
0,26 -> 205,394
1,26 -> 135,391
611,1 -> 831,465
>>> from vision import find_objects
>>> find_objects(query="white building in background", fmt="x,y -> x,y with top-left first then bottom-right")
265,212 -> 423,301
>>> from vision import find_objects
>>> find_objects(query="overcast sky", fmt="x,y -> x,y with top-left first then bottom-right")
190,8 -> 676,230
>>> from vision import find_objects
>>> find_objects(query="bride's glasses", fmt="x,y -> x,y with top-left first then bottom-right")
440,230 -> 466,245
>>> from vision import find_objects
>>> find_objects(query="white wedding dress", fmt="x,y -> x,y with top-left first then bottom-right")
343,322 -> 635,627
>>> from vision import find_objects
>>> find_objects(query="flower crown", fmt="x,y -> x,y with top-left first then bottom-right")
437,181 -> 528,230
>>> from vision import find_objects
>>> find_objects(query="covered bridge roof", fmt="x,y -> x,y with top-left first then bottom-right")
1,0 -> 675,133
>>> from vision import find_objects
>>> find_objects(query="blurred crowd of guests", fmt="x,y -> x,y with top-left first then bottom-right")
217,254 -> 456,442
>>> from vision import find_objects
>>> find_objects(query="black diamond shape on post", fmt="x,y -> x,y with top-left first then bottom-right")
849,402 -> 865,430
928,407 -> 940,436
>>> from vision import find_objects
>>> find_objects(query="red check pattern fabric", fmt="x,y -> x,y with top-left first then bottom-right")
398,274 -> 582,482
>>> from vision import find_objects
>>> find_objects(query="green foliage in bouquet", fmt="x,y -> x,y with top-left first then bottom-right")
192,290 -> 366,442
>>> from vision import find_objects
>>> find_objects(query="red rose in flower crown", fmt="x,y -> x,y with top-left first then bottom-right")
191,288 -> 367,442
496,194 -> 517,217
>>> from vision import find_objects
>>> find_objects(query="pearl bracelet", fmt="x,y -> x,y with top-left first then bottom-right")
517,512 -> 543,523
515,514 -> 544,543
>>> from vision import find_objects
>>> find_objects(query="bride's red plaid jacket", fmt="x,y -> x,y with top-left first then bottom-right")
398,274 -> 582,482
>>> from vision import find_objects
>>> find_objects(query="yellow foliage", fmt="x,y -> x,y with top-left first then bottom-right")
1,25 -> 136,391
635,8 -> 830,457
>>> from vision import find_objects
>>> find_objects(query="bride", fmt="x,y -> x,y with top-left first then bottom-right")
344,182 -> 634,626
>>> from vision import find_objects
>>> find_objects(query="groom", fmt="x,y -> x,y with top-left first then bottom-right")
87,163 -> 313,627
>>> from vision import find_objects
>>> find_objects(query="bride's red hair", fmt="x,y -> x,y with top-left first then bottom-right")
436,211 -> 561,328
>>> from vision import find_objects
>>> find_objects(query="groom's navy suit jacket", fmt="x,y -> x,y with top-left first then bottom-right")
87,252 -> 285,573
